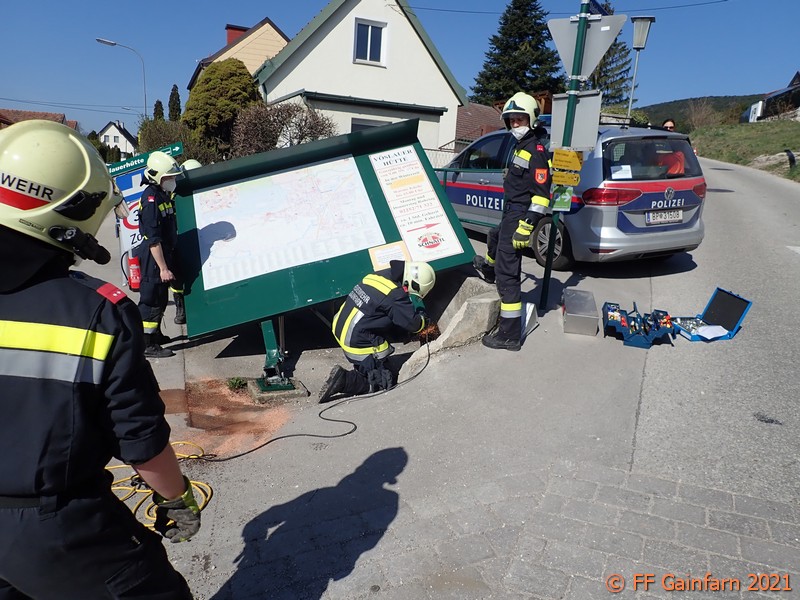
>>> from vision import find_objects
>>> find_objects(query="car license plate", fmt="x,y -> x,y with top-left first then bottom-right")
646,209 -> 683,225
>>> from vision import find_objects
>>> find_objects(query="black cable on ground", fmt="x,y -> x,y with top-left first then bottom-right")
190,333 -> 434,463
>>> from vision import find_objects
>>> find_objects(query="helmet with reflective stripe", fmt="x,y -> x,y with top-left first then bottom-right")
501,92 -> 541,130
402,261 -> 435,298
144,151 -> 182,185
0,119 -> 126,263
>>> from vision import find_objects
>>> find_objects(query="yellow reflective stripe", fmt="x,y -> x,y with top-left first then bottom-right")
0,320 -> 113,361
341,341 -> 390,356
517,149 -> 532,161
336,307 -> 360,347
547,158 -> 553,168
362,274 -> 396,296
500,302 -> 523,318
485,255 -> 495,265
142,321 -> 160,334
531,195 -> 550,208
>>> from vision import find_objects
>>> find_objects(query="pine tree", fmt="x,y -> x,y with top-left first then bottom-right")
168,84 -> 182,121
586,1 -> 632,107
183,58 -> 260,158
153,100 -> 165,121
470,0 -> 563,105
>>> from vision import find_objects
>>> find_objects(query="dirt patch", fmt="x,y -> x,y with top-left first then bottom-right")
174,378 -> 293,459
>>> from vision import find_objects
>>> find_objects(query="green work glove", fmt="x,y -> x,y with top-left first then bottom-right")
154,476 -> 201,543
512,219 -> 535,250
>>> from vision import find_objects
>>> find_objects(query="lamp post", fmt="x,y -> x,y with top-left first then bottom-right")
625,16 -> 655,124
96,37 -> 148,119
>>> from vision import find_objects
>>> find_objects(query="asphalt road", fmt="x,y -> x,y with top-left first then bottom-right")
83,157 -> 800,599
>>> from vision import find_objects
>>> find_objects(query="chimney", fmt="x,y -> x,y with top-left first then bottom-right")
226,24 -> 248,45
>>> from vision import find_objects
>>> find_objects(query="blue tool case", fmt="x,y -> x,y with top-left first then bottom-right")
601,301 -> 674,349
672,288 -> 752,342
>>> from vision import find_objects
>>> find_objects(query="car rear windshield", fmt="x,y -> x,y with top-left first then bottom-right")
603,138 -> 702,181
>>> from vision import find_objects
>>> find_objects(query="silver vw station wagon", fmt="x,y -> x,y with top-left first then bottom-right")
437,125 -> 707,270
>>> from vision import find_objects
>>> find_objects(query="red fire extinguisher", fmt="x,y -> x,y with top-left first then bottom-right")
128,256 -> 141,291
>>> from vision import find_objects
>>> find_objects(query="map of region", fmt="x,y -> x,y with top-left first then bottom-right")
193,156 -> 385,290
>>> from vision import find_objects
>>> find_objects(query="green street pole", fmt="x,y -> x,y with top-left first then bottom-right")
540,0 -> 591,310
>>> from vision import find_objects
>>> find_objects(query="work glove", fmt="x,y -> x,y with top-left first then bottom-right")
367,367 -> 393,392
512,219 -> 535,250
154,476 -> 201,543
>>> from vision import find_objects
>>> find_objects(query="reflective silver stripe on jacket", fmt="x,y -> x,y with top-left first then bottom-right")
0,348 -> 104,385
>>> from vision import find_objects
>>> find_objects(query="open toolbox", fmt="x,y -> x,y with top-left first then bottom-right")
672,288 -> 752,342
602,301 -> 674,348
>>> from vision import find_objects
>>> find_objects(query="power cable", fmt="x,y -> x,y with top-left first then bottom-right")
405,0 -> 730,15
187,331 -> 435,464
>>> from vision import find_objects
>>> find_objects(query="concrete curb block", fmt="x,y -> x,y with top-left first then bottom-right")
399,276 -> 499,380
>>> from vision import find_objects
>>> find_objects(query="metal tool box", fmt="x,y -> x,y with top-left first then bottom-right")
561,289 -> 598,336
602,301 -> 674,349
672,288 -> 752,342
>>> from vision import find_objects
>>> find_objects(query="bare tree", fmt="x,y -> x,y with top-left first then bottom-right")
686,98 -> 723,130
231,103 -> 337,158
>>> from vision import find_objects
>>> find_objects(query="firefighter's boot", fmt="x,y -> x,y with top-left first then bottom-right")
173,292 -> 186,325
481,329 -> 521,352
472,255 -> 496,284
319,366 -> 347,403
144,334 -> 175,358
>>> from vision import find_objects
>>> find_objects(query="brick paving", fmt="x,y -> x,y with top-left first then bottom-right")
182,458 -> 800,599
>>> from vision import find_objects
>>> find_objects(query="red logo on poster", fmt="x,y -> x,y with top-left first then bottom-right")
418,233 -> 443,249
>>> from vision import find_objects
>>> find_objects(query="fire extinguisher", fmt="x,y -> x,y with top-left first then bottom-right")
127,255 -> 141,291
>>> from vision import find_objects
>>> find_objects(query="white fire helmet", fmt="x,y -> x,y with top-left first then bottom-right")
0,120 -> 127,264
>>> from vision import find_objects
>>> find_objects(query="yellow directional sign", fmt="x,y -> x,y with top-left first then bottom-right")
552,170 -> 580,186
552,149 -> 583,172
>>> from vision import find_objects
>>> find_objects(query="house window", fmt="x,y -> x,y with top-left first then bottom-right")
103,135 -> 109,143
354,19 -> 385,64
113,135 -> 119,143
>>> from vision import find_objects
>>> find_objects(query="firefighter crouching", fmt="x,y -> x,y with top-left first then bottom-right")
319,260 -> 436,403
0,120 -> 199,599
133,151 -> 186,358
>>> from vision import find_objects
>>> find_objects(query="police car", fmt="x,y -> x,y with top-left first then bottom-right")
437,124 -> 706,270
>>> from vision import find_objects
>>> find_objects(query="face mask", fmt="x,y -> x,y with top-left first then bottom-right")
161,178 -> 177,193
511,125 -> 530,141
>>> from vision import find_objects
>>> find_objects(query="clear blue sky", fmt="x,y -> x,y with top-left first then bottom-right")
2,0 -> 795,135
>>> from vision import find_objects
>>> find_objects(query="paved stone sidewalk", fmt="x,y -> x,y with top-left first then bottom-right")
190,458 -> 800,600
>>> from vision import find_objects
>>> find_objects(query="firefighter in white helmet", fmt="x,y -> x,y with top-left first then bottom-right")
133,150 -> 185,357
474,92 -> 552,351
319,260 -> 435,403
0,120 -> 198,598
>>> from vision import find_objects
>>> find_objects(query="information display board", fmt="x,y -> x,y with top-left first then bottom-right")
175,119 -> 474,337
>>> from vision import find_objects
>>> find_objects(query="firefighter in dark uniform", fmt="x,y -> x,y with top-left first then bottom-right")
0,120 -> 200,599
474,92 -> 552,351
318,261 -> 436,403
133,151 -> 185,358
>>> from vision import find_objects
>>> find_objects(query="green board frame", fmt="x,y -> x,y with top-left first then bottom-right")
175,119 -> 474,338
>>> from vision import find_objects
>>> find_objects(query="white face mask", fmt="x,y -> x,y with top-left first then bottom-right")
161,178 -> 177,193
511,125 -> 530,141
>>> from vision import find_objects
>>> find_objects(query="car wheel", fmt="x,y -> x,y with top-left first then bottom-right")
532,217 -> 574,271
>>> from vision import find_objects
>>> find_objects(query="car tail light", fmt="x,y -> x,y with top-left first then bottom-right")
581,187 -> 642,206
693,182 -> 707,200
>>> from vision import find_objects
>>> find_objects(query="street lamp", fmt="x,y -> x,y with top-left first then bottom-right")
96,37 -> 148,119
625,16 -> 655,124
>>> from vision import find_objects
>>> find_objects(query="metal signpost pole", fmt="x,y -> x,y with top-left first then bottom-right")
540,0 -> 591,309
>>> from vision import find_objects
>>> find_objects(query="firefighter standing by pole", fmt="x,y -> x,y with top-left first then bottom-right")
134,151 -> 186,358
0,120 -> 199,598
474,92 -> 552,351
